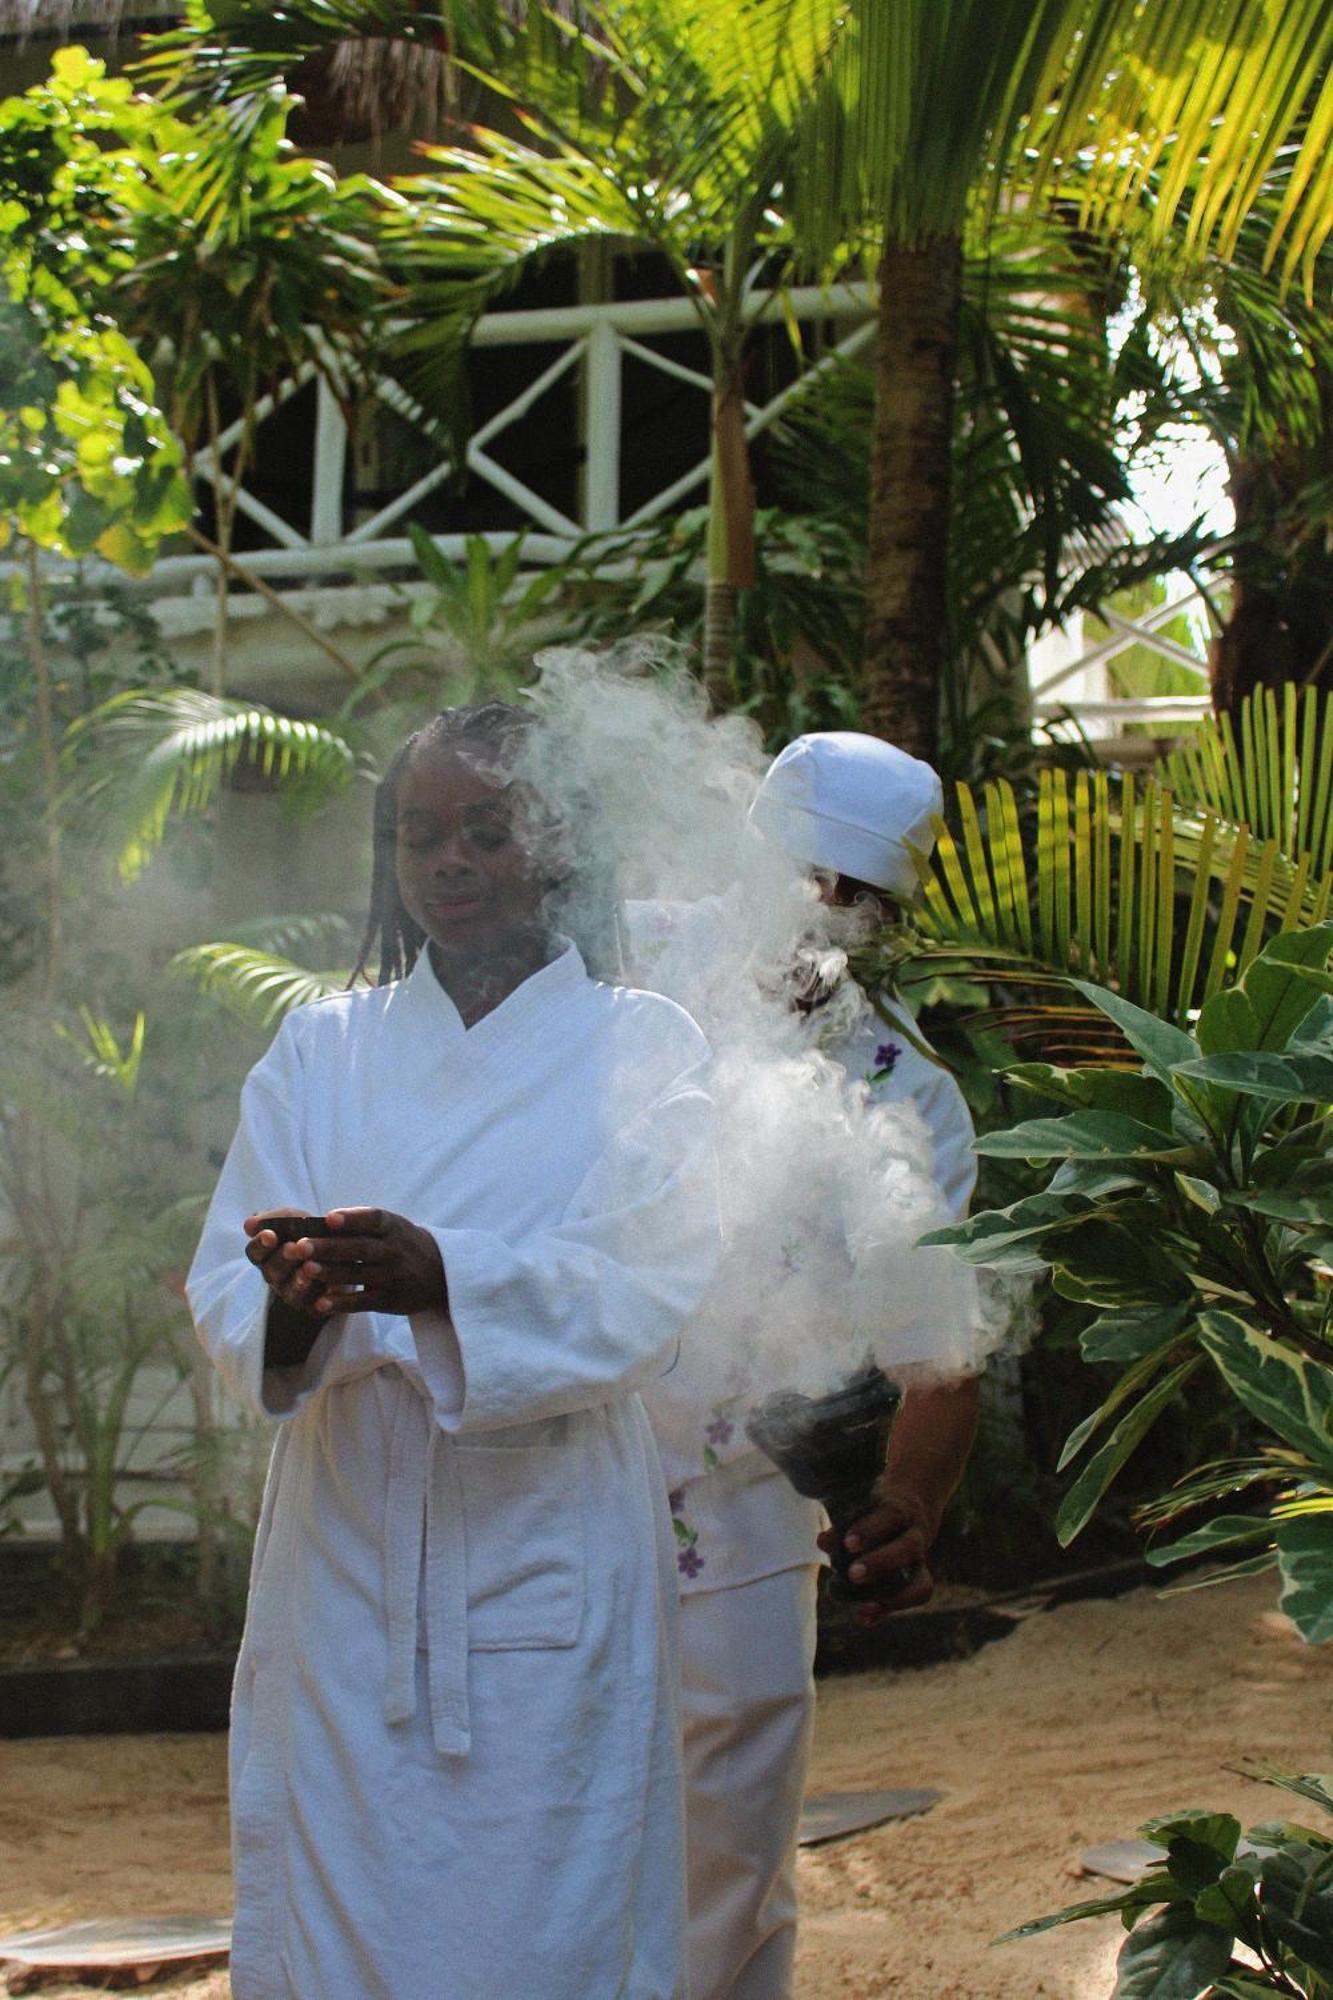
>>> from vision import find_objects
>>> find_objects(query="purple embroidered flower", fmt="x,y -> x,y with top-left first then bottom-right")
667,1487 -> 686,1515
677,1546 -> 705,1579
704,1416 -> 735,1448
873,1041 -> 902,1075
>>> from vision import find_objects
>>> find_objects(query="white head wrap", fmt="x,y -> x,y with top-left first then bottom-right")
747,731 -> 944,897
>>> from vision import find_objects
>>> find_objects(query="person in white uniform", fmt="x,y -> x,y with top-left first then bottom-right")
642,730 -> 981,2000
187,702 -> 720,2000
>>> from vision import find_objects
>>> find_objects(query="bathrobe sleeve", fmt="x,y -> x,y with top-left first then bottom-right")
190,999 -> 721,1433
414,1062 -> 721,1433
186,1012 -> 351,1421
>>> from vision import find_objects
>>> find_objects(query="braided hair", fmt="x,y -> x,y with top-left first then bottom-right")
352,702 -> 535,988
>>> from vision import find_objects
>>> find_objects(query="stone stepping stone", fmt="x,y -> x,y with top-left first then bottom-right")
799,1786 -> 943,1847
1079,1839 -> 1168,1883
0,1915 -> 230,1976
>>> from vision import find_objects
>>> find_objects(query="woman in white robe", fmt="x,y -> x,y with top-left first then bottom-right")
188,703 -> 719,2000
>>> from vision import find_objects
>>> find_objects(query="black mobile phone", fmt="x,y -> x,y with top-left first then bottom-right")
253,1213 -> 330,1245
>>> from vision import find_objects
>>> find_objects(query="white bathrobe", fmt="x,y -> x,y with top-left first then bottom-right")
188,944 -> 719,2000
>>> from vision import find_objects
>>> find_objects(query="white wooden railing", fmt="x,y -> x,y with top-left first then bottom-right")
15,281 -> 1219,735
35,284 -> 877,643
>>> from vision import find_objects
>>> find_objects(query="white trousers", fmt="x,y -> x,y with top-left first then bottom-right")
678,1565 -> 820,2000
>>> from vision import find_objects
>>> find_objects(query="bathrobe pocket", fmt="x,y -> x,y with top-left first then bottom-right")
456,1442 -> 586,1649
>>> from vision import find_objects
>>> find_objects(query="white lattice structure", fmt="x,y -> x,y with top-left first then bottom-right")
11,277 -> 1220,736
19,285 -> 877,656
1030,589 -> 1214,739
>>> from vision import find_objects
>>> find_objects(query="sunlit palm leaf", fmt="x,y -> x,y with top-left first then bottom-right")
896,744 -> 1333,1060
789,0 -> 1333,293
1161,683 -> 1333,882
385,0 -> 845,437
1041,2 -> 1333,291
172,942 -> 352,1025
136,0 -> 455,119
70,689 -> 355,883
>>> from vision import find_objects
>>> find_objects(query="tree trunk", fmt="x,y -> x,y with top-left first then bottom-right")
703,580 -> 738,702
861,234 -> 964,763
702,356 -> 756,712
1211,447 -> 1333,715
1211,350 -> 1333,715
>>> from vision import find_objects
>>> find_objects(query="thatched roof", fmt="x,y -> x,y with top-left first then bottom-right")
0,0 -> 179,38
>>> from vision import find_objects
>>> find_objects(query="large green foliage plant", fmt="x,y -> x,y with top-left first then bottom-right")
1006,1772 -> 1333,1998
927,921 -> 1333,1634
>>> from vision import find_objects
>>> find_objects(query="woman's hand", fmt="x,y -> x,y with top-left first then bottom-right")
244,1209 -> 328,1318
268,1208 -> 447,1319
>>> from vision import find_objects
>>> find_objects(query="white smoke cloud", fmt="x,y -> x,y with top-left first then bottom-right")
517,647 -> 1006,1407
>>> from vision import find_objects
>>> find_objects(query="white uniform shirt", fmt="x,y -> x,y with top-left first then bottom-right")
628,899 -> 977,1596
188,944 -> 719,2000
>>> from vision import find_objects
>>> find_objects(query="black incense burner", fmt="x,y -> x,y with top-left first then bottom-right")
745,1364 -> 910,1602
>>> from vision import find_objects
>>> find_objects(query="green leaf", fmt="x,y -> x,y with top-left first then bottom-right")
1234,1186 -> 1333,1227
1175,1049 -> 1333,1101
1198,1313 -> 1333,1477
975,1111 -> 1190,1161
70,690 -> 355,882
1174,1174 -> 1222,1214
1049,1216 -> 1196,1310
1164,1839 -> 1230,1898
1070,981 -> 1198,1086
1111,1903 -> 1234,1997
1145,1514 -> 1275,1569
171,944 -> 349,1028
1276,1515 -> 1333,1644
1242,923 -> 1333,1051
920,1190 -> 1095,1268
1258,1843 -> 1333,1976
1061,1340 -> 1182,1470
1192,1859 -> 1261,1933
1139,1812 -> 1241,1865
1196,988 -> 1260,1057
1048,1162 -> 1146,1198
1156,1551 -> 1279,1594
997,1879 -> 1173,1944
1080,1303 -> 1194,1365
1006,1062 -> 1175,1127
1287,961 -> 1333,998
1056,1359 -> 1200,1546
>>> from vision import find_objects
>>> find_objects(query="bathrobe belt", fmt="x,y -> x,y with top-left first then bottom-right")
384,1387 -> 472,1757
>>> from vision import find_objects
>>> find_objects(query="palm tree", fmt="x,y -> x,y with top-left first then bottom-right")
141,0 -> 852,705
792,0 -> 1333,758
145,0 -> 1333,744
378,0 -> 846,705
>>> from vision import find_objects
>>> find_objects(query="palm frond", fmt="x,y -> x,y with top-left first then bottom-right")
897,747 -> 1333,1057
1161,683 -> 1333,881
1037,1 -> 1333,292
387,0 -> 846,420
171,942 -> 352,1026
789,1 -> 1333,294
69,688 -> 355,883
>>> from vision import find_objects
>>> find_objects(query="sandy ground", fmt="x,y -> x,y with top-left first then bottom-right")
2,1573 -> 1330,1999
